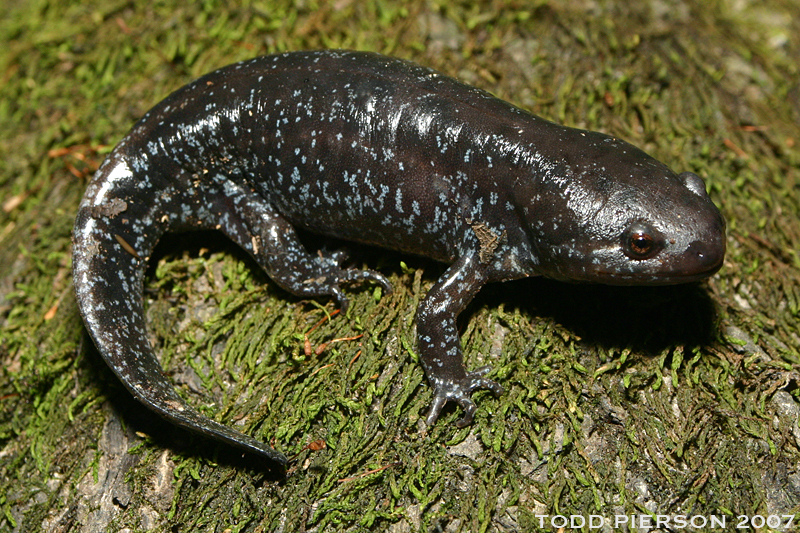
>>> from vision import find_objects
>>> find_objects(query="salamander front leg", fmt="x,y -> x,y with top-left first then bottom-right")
416,254 -> 503,427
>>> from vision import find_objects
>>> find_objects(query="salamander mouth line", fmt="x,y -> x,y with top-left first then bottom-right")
589,267 -> 723,285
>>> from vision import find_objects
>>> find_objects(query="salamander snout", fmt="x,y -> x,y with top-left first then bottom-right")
680,234 -> 725,278
674,172 -> 727,279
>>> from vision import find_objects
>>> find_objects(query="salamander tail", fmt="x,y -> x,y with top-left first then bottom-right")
72,205 -> 288,471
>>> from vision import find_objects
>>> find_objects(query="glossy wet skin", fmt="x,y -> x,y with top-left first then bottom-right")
520,129 -> 726,285
73,50 -> 725,470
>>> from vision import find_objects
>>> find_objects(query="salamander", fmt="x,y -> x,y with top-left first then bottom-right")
72,50 -> 726,470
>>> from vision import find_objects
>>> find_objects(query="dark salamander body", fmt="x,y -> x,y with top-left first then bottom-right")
73,50 -> 725,469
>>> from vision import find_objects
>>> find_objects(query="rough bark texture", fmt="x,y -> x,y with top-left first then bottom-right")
1,0 -> 799,531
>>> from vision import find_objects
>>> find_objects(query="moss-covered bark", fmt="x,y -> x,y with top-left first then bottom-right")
1,0 -> 798,531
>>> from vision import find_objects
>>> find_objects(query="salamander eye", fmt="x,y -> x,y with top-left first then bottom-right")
622,223 -> 663,260
630,232 -> 654,255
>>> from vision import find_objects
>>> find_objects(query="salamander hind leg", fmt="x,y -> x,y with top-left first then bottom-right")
416,254 -> 503,427
210,176 -> 392,311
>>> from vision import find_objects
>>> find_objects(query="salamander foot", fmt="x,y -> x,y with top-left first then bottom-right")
424,366 -> 503,427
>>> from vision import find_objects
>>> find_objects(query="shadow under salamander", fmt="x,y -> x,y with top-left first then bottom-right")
477,275 -> 720,355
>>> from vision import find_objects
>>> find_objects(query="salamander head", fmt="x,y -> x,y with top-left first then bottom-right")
529,134 -> 726,285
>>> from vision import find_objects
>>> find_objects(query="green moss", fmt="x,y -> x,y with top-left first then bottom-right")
2,0 -> 800,531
